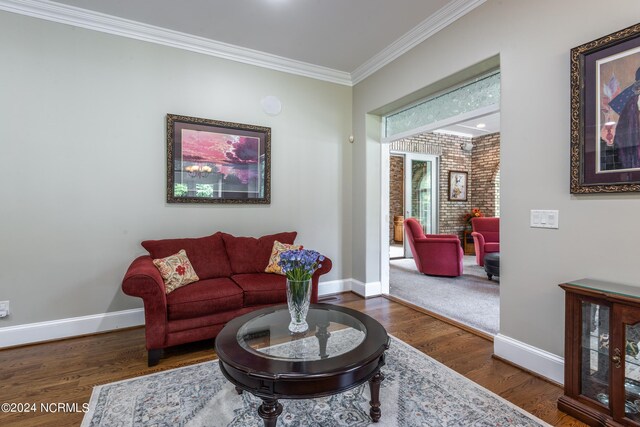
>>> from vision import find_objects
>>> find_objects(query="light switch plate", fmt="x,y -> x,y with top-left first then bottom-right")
0,300 -> 8,318
531,210 -> 559,229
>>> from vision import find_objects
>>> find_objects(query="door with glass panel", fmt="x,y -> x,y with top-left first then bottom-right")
404,154 -> 438,258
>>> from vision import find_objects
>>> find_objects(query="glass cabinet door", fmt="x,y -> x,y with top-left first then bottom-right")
581,301 -> 610,405
624,322 -> 640,422
612,303 -> 640,424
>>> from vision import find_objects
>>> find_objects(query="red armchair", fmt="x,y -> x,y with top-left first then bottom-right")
471,217 -> 500,266
403,218 -> 464,277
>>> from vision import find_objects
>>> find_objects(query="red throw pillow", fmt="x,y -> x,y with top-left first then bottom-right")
142,232 -> 232,279
222,232 -> 297,274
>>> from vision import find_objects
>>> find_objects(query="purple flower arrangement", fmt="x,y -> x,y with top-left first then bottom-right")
278,249 -> 325,281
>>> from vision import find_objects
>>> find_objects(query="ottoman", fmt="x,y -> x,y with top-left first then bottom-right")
484,252 -> 500,280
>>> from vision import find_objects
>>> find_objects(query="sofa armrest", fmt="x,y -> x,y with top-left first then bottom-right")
471,231 -> 487,265
470,232 -> 486,247
315,256 -> 332,277
311,256 -> 332,303
121,255 -> 168,350
425,234 -> 459,239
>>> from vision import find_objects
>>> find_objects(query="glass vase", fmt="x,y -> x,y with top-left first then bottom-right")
286,279 -> 312,333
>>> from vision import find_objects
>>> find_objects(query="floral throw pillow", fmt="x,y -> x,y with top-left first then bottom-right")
152,249 -> 199,293
265,241 -> 302,275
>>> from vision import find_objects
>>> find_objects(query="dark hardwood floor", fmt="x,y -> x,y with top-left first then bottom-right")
0,293 -> 585,426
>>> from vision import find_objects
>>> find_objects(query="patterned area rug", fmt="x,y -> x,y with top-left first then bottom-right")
82,333 -> 547,427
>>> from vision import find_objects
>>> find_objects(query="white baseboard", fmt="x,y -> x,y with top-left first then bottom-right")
0,308 -> 144,349
318,278 -> 383,298
494,333 -> 564,384
318,279 -> 352,296
351,280 -> 383,298
0,277 -> 378,348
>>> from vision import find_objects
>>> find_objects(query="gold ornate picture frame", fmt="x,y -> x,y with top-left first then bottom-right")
166,114 -> 271,204
570,23 -> 640,194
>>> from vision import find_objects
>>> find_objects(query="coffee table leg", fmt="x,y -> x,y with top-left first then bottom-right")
369,371 -> 385,422
315,321 -> 331,359
258,398 -> 282,427
235,386 -> 243,395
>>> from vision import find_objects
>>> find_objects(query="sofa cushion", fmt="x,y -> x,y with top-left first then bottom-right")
152,250 -> 199,293
142,232 -> 232,280
166,278 -> 243,320
222,232 -> 297,274
231,273 -> 287,306
265,240 -> 302,275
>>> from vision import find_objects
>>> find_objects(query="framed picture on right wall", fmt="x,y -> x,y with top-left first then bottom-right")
448,170 -> 468,201
570,23 -> 640,193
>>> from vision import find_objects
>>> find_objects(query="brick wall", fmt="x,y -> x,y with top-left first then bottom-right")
470,133 -> 500,218
436,135 -> 472,237
389,132 -> 500,241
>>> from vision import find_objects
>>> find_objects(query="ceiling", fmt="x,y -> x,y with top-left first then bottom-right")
435,111 -> 500,138
47,0 -> 464,73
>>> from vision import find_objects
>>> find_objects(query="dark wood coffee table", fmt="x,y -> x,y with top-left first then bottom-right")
215,303 -> 390,426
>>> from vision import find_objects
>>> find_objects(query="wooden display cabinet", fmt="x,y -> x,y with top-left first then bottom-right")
559,279 -> 640,426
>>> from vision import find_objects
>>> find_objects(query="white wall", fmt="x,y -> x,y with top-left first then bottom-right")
353,0 -> 640,359
0,11 -> 352,328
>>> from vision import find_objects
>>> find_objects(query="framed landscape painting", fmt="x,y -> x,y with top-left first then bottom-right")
570,23 -> 640,193
448,170 -> 468,201
167,114 -> 271,204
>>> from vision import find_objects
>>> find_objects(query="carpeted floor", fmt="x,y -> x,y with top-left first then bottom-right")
389,256 -> 499,335
82,332 -> 547,427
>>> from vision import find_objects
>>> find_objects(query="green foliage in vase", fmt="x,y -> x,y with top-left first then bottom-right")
280,249 -> 325,306
287,280 -> 310,309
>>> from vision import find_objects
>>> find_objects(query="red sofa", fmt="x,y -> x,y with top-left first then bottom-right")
122,231 -> 332,366
471,217 -> 500,266
404,218 -> 464,277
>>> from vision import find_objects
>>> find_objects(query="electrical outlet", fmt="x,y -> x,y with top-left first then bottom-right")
0,300 -> 9,318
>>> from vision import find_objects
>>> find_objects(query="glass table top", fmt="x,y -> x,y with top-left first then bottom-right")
237,306 -> 366,361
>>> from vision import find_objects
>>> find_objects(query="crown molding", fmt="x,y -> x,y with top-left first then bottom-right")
0,0 -> 353,86
351,0 -> 487,85
0,0 -> 486,87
